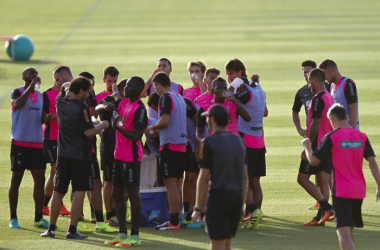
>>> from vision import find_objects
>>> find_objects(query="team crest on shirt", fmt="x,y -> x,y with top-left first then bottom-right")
83,109 -> 90,122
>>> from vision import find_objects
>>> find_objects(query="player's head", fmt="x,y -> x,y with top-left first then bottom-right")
117,78 -> 128,98
225,58 -> 248,83
301,60 -> 316,83
205,67 -> 221,89
69,76 -> 92,101
308,68 -> 325,93
147,92 -> 160,111
212,77 -> 228,101
152,72 -> 171,96
318,59 -> 339,84
157,58 -> 172,76
124,76 -> 145,98
188,61 -> 206,82
53,65 -> 73,87
22,67 -> 38,83
202,105 -> 229,131
103,66 -> 119,92
79,71 -> 95,85
327,103 -> 348,128
79,71 -> 95,95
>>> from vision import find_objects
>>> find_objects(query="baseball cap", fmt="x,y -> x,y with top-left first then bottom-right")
201,105 -> 228,119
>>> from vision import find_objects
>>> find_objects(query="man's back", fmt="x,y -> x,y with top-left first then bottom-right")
314,127 -> 372,199
56,96 -> 93,160
202,130 -> 246,191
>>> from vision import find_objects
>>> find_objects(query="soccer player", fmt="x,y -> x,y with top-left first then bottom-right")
225,57 -> 248,84
180,97 -> 202,228
77,72 -> 117,233
302,103 -> 380,250
41,77 -> 109,239
196,77 -> 251,142
146,72 -> 187,230
192,105 -> 248,250
42,66 -> 73,217
292,60 -> 321,210
292,60 -> 318,138
96,66 -> 119,104
181,62 -> 210,224
229,76 -> 268,230
98,79 -> 127,226
318,59 -> 359,130
141,58 -> 184,119
183,61 -> 207,101
9,67 -> 48,229
98,77 -> 148,247
194,67 -> 220,107
297,69 -> 335,226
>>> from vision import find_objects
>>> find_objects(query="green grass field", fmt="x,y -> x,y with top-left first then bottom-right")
1,0 -> 380,249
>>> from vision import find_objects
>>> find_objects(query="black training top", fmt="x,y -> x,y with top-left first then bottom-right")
199,130 -> 246,191
56,90 -> 94,160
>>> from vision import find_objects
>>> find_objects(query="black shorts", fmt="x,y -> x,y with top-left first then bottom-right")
159,148 -> 185,179
91,153 -> 101,179
10,144 -> 46,172
54,155 -> 93,194
333,196 -> 363,228
246,147 -> 266,178
206,190 -> 243,240
299,158 -> 332,175
43,140 -> 58,164
113,160 -> 141,188
100,150 -> 115,182
184,143 -> 199,173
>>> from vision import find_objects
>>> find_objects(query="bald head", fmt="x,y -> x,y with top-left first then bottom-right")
22,67 -> 37,77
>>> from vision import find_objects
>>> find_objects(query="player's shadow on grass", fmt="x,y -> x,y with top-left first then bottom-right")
0,59 -> 59,65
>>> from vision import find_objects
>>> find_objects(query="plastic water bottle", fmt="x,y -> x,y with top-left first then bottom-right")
35,82 -> 40,91
113,111 -> 124,127
223,91 -> 232,98
191,73 -> 197,80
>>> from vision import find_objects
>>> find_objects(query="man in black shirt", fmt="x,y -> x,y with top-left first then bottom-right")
98,79 -> 127,224
192,105 -> 248,250
41,77 -> 109,239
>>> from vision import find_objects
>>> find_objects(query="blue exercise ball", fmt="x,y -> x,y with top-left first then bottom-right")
5,34 -> 34,61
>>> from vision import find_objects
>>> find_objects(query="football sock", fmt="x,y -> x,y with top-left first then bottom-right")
11,212 -> 17,220
315,208 -> 324,220
318,199 -> 332,211
44,195 -> 51,207
106,210 -> 116,220
185,212 -> 192,221
95,210 -> 103,222
170,213 -> 179,226
131,228 -> 139,236
90,203 -> 94,213
48,224 -> 56,232
246,202 -> 258,213
35,211 -> 43,222
183,202 -> 189,212
69,225 -> 76,235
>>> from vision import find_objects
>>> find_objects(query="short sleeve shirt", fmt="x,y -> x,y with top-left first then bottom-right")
313,127 -> 374,198
200,130 -> 246,191
56,94 -> 94,160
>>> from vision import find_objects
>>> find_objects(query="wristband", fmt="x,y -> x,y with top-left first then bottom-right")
193,206 -> 202,212
113,91 -> 120,95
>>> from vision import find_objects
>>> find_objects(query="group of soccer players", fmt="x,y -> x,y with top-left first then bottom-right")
9,57 -> 380,249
